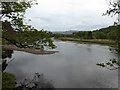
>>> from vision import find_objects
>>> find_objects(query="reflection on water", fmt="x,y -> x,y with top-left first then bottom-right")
16,73 -> 55,89
5,41 -> 118,88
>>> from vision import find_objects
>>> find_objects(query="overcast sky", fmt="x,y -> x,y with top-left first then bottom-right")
25,0 -> 117,31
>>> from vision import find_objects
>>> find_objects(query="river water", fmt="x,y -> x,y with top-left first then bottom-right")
5,41 -> 118,88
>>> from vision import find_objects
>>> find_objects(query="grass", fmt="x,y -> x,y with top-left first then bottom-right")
2,72 -> 16,89
59,37 -> 116,46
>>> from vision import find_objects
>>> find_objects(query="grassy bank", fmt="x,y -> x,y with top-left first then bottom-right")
59,37 -> 116,46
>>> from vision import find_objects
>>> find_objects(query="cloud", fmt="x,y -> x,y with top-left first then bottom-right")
25,0 -> 117,31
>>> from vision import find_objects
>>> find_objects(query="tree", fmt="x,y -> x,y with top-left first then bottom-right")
1,1 -> 56,89
1,2 -> 33,30
103,0 -> 120,50
0,1 -> 39,30
87,31 -> 93,39
1,1 -> 56,50
2,29 -> 56,50
104,0 -> 120,52
97,0 -> 120,69
103,0 -> 120,16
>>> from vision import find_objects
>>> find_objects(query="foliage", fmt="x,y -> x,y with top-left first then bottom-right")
54,25 -> 119,41
3,29 -> 56,50
1,2 -> 56,89
72,31 -> 93,39
103,0 -> 120,16
97,0 -> 120,70
93,25 -> 118,40
1,1 -> 37,30
103,0 -> 120,53
1,1 -> 56,50
2,72 -> 16,89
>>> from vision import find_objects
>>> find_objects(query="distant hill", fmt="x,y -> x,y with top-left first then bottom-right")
53,30 -> 78,34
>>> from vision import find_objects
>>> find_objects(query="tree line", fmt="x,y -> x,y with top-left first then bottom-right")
53,25 -> 120,41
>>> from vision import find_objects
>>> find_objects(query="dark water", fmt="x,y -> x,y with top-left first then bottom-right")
5,41 -> 118,88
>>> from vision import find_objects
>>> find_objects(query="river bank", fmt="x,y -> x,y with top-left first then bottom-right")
2,45 -> 58,55
59,37 -> 116,46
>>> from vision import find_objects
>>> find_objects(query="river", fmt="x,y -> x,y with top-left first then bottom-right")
5,41 -> 118,88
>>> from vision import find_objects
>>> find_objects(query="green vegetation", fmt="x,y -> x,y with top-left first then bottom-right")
2,72 -> 16,89
1,2 -> 56,51
54,25 -> 119,46
60,37 -> 116,45
54,25 -> 119,41
1,1 -> 56,89
96,0 -> 120,69
59,37 -> 80,42
1,0 -> 120,89
2,72 -> 55,89
1,1 -> 37,30
93,25 -> 118,40
3,29 -> 56,50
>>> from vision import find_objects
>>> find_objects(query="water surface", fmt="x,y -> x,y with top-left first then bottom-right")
6,41 -> 118,88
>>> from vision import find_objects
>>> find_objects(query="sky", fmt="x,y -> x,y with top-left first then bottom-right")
24,0 -> 117,31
